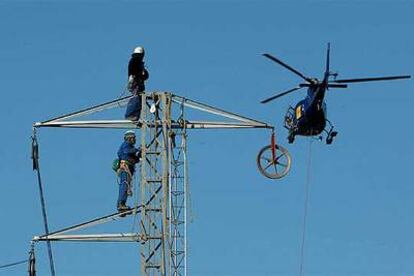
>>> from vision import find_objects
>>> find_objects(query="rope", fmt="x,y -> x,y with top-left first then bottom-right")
0,259 -> 28,269
299,139 -> 313,276
118,83 -> 129,98
130,165 -> 140,234
31,132 -> 56,276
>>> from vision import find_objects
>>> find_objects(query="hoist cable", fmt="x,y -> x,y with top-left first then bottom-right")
31,132 -> 56,276
299,139 -> 313,276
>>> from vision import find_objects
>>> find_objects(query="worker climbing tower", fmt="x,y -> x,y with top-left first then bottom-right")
30,91 -> 288,275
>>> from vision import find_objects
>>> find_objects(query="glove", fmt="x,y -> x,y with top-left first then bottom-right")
136,148 -> 142,161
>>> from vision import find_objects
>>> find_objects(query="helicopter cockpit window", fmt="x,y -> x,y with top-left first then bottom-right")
284,106 -> 295,129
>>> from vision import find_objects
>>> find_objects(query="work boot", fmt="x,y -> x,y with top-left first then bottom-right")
126,115 -> 138,121
117,204 -> 131,212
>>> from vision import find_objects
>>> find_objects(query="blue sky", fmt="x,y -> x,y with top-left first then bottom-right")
0,1 -> 413,275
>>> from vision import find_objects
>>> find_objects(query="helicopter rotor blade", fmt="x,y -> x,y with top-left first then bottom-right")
327,83 -> 348,88
325,43 -> 330,78
263,53 -> 312,83
260,86 -> 303,104
332,75 -> 411,83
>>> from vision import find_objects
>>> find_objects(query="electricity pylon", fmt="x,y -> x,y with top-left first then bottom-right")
31,92 -> 272,276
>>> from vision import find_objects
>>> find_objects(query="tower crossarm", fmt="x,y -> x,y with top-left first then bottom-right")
33,233 -> 151,242
34,120 -> 272,129
171,94 -> 270,126
33,92 -> 274,131
35,206 -> 142,238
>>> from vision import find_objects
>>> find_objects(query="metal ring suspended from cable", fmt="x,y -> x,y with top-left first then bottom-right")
257,130 -> 292,179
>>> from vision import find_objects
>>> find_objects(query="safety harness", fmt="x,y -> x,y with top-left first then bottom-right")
117,160 -> 134,196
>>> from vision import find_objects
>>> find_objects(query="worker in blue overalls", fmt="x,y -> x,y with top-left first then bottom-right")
125,46 -> 149,121
116,130 -> 141,211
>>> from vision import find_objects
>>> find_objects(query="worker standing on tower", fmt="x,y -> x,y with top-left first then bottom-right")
116,130 -> 141,211
125,46 -> 149,121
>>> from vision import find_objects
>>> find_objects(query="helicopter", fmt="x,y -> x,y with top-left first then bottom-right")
261,43 -> 411,144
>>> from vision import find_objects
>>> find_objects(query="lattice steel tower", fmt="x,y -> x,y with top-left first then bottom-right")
31,91 -> 271,276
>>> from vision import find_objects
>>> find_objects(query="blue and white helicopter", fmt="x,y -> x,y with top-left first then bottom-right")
261,43 -> 411,144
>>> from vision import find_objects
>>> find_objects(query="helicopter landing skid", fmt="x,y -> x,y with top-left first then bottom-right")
324,120 -> 338,145
287,131 -> 295,144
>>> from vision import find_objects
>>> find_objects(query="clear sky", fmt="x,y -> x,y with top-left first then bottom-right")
0,1 -> 413,275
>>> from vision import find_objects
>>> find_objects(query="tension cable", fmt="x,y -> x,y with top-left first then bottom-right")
0,259 -> 28,269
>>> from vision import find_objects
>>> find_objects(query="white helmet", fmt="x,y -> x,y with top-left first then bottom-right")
124,130 -> 136,138
133,46 -> 145,55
